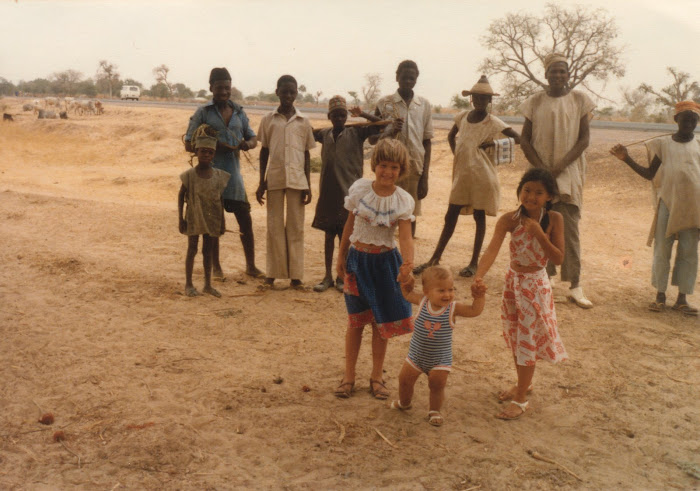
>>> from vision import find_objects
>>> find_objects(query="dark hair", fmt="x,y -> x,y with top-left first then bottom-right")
396,60 -> 419,77
209,67 -> 231,85
276,74 -> 298,89
516,168 -> 558,231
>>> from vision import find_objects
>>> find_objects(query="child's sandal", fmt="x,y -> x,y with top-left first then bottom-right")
496,400 -> 529,420
390,400 -> 412,411
428,410 -> 444,427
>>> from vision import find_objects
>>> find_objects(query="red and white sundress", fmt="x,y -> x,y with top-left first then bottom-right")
501,216 -> 568,366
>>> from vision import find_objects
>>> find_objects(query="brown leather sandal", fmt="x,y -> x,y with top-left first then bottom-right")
369,379 -> 389,400
334,381 -> 354,398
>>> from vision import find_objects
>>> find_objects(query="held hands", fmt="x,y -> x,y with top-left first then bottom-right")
239,140 -> 250,151
255,182 -> 267,205
396,263 -> 415,291
471,278 -> 487,299
609,144 -> 629,161
349,106 -> 363,118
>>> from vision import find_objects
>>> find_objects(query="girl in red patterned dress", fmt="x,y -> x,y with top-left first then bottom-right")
475,168 -> 568,419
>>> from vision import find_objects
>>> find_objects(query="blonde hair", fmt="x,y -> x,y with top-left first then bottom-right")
371,139 -> 409,176
421,265 -> 453,289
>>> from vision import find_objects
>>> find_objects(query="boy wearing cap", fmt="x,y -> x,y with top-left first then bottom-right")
373,60 -> 433,237
185,67 -> 263,280
520,53 -> 595,308
414,76 -> 520,277
255,75 -> 316,289
610,101 -> 700,316
178,132 -> 230,298
311,96 -> 382,292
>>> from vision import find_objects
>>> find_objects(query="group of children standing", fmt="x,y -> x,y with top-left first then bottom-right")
179,57 -> 699,426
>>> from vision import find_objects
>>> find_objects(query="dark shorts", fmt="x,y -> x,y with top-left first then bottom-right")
223,199 -> 251,214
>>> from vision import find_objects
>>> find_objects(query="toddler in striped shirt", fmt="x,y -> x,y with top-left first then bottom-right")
392,266 -> 486,426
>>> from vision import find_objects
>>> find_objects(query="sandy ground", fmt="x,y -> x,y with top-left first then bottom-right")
0,100 -> 698,490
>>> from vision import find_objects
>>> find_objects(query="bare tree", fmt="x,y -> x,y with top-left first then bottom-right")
348,91 -> 360,105
314,90 -> 323,105
479,3 -> 625,101
96,60 -> 120,98
639,67 -> 700,108
362,73 -> 381,107
152,64 -> 173,96
621,87 -> 655,122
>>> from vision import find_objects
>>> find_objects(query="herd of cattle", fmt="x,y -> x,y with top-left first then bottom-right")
14,97 -> 105,120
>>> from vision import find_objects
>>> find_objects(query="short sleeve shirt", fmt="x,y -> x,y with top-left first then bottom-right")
185,100 -> 255,202
374,91 -> 434,173
258,109 -> 316,191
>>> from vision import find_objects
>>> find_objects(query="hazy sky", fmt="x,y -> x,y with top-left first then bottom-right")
2,0 -> 698,107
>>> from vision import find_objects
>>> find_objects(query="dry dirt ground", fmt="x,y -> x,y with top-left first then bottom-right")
0,100 -> 698,490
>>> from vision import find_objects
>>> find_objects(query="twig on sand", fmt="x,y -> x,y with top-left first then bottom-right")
293,298 -> 314,304
0,427 -> 51,438
464,486 -> 481,491
373,427 -> 397,449
666,373 -> 695,384
463,359 -> 495,364
142,317 -> 161,325
451,365 -> 471,373
333,419 -> 346,444
60,440 -> 82,468
144,382 -> 153,397
32,400 -> 44,414
228,292 -> 264,299
527,450 -> 582,481
110,484 -> 121,491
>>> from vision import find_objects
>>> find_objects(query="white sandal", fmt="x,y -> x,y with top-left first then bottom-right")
567,287 -> 593,309
428,410 -> 444,427
496,400 -> 529,420
390,400 -> 412,410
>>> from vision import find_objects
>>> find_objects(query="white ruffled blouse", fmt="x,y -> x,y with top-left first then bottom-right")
344,178 -> 415,248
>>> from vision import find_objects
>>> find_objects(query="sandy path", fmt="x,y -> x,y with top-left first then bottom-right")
0,101 -> 698,489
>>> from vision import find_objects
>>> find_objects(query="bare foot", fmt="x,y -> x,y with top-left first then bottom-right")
185,286 -> 200,297
202,286 -> 221,298
313,277 -> 333,292
334,277 -> 344,292
212,269 -> 226,282
245,266 -> 265,279
498,384 -> 533,401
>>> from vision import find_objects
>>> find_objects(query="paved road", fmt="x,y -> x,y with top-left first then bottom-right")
103,98 -> 691,133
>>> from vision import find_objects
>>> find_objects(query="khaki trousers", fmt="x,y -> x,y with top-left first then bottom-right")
266,189 -> 305,280
546,202 -> 581,285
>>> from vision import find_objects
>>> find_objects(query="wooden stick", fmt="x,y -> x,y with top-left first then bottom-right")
227,292 -> 265,299
333,419 -> 346,444
622,133 -> 673,147
373,427 -> 397,449
142,317 -> 160,325
313,120 -> 391,132
527,450 -> 583,481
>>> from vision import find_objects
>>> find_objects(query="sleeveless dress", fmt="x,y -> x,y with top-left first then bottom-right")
501,214 -> 568,366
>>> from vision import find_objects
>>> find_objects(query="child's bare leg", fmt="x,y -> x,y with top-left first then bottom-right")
202,236 -> 221,298
463,210 -> 486,276
498,363 -> 535,419
341,326 -> 364,385
211,236 -> 224,280
415,204 -> 461,274
396,361 -> 421,408
314,231 -> 336,292
369,324 -> 389,398
428,369 -> 449,413
498,355 -> 533,401
185,235 -> 199,296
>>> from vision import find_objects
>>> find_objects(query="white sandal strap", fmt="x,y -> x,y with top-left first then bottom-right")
510,400 -> 529,411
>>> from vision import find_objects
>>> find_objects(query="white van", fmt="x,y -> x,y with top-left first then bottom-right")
120,85 -> 141,101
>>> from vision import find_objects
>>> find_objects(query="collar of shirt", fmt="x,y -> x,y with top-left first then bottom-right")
272,107 -> 307,122
392,90 -> 421,107
204,99 -> 242,113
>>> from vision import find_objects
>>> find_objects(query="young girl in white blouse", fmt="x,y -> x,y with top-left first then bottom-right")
334,139 -> 415,400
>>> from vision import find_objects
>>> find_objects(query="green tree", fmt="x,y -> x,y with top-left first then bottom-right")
18,78 -> 52,95
123,78 -> 143,88
231,86 -> 243,102
172,83 -> 194,99
196,89 -> 208,98
0,77 -> 16,96
479,3 -> 625,102
451,94 -> 471,110
76,79 -> 97,97
149,83 -> 171,99
51,69 -> 84,95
